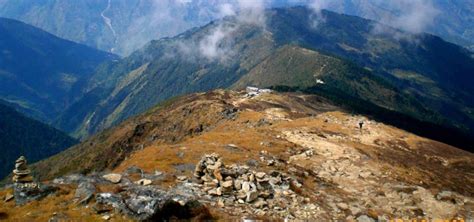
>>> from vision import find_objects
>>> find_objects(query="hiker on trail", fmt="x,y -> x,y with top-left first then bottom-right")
358,120 -> 364,131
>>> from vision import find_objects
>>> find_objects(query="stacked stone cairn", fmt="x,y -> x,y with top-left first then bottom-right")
12,156 -> 33,183
12,156 -> 57,205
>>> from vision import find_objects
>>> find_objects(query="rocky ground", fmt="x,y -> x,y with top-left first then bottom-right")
1,89 -> 473,221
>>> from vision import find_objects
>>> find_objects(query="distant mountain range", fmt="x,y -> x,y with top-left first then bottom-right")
0,100 -> 77,180
0,0 -> 472,55
55,7 -> 474,144
0,17 -> 118,122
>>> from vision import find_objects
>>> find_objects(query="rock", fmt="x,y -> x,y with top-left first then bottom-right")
242,182 -> 251,193
217,199 -> 225,208
4,193 -> 14,202
436,191 -> 458,203
93,202 -> 114,214
213,168 -> 223,181
234,179 -> 243,190
356,215 -> 375,222
225,144 -> 240,152
221,180 -> 233,188
97,187 -> 211,221
350,206 -> 362,215
135,179 -> 152,186
176,176 -> 188,181
336,202 -> 348,210
246,159 -> 259,167
75,182 -> 96,205
208,188 -> 222,196
359,171 -> 372,179
14,183 -> 58,205
102,174 -> 122,184
255,172 -> 266,179
253,198 -> 267,208
246,190 -> 259,203
221,180 -> 233,193
304,150 -> 314,157
101,215 -> 111,220
204,180 -> 219,190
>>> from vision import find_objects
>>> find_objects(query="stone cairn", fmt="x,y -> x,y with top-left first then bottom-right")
11,156 -> 57,205
12,156 -> 33,183
190,153 -> 320,219
193,153 -> 290,204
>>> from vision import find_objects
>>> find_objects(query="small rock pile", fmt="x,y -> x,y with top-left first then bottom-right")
191,153 -> 313,218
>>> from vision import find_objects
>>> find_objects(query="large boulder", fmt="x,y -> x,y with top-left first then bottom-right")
96,185 -> 210,221
13,182 -> 58,205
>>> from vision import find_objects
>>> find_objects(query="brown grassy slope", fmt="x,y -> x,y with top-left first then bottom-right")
116,96 -> 474,197
32,89 -> 474,197
31,90 -> 338,180
2,90 -> 474,220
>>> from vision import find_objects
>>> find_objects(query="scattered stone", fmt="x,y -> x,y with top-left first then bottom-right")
336,202 -> 348,210
242,182 -> 251,193
217,198 -> 225,208
356,215 -> 375,222
102,174 -> 122,184
246,159 -> 259,167
253,198 -> 267,208
221,180 -> 233,193
246,190 -> 259,203
101,215 -> 111,220
75,182 -> 96,205
4,193 -> 14,202
359,171 -> 372,179
225,144 -> 241,152
255,172 -> 266,179
177,175 -> 188,181
304,150 -> 314,157
134,179 -> 152,186
436,191 -> 458,203
93,202 -> 113,214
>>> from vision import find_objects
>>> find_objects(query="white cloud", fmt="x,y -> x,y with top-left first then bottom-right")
218,3 -> 236,17
199,24 -> 236,60
196,0 -> 268,61
390,0 -> 439,34
236,0 -> 267,26
308,0 -> 332,28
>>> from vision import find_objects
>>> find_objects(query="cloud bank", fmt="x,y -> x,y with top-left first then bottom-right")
131,0 -> 440,60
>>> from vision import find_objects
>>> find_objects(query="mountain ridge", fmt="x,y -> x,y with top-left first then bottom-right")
56,7 -> 474,144
0,17 -> 118,122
